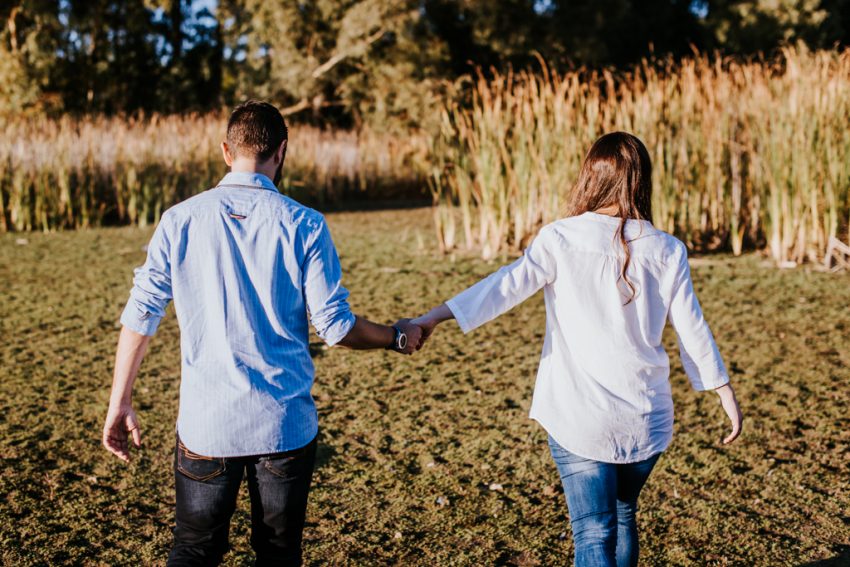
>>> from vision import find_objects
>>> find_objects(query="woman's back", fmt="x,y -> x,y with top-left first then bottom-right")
417,131 -> 741,566
446,212 -> 729,463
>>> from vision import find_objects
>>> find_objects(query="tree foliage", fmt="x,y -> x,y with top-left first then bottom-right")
702,0 -> 836,52
1,0 -> 848,126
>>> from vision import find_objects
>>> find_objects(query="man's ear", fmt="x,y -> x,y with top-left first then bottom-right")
275,139 -> 288,164
221,141 -> 234,167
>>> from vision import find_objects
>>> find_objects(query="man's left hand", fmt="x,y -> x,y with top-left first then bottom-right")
393,318 -> 423,354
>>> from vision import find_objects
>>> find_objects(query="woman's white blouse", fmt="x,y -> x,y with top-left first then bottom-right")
446,212 -> 730,463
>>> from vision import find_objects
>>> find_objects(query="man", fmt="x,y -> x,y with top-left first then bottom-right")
102,100 -> 423,566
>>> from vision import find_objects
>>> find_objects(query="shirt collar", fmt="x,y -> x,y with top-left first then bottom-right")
217,171 -> 278,192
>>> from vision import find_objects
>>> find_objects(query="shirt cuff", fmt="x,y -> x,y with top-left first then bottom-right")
319,311 -> 357,346
689,373 -> 731,391
120,301 -> 163,336
446,297 -> 473,334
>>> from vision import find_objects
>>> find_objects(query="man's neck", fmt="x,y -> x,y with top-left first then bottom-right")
230,159 -> 276,181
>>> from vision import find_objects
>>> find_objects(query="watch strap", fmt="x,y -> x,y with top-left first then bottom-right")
386,325 -> 402,351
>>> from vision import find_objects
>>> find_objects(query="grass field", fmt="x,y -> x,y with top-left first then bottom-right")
1,207 -> 849,566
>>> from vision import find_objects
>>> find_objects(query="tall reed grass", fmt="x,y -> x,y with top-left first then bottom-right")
0,114 -> 427,231
430,46 -> 850,265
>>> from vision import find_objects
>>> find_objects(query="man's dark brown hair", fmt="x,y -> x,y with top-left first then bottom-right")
226,100 -> 288,161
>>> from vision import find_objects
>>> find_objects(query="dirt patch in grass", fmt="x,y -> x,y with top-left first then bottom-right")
1,208 -> 849,565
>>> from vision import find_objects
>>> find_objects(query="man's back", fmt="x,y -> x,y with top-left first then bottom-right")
104,101 -> 423,565
120,172 -> 355,456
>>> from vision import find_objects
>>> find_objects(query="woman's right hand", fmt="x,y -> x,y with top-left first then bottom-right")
715,383 -> 743,444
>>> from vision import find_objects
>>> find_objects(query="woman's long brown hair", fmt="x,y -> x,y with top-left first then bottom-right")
564,132 -> 653,304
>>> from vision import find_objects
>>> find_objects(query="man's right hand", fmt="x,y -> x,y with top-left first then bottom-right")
103,403 -> 142,462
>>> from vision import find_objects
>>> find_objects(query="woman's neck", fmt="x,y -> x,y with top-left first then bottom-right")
592,205 -> 620,217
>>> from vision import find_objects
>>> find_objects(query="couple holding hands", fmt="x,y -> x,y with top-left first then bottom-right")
103,100 -> 742,567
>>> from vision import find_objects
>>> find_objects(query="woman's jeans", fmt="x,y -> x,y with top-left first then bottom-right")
548,435 -> 661,567
167,434 -> 318,567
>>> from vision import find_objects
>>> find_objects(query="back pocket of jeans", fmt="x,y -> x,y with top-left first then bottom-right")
177,441 -> 226,482
261,449 -> 305,480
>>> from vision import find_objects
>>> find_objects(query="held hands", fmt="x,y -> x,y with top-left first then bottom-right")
392,318 -> 423,355
410,304 -> 454,350
390,304 -> 453,355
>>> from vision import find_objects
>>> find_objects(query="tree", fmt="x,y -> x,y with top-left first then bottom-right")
424,0 -> 543,74
700,0 -> 837,54
0,2 -> 61,115
2,0 -> 850,120
149,0 -> 224,112
228,0 -> 448,129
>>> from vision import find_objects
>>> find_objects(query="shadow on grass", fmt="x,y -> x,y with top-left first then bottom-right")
797,546 -> 850,566
314,435 -> 337,471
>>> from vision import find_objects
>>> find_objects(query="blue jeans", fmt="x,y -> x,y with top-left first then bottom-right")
167,434 -> 317,567
548,435 -> 661,567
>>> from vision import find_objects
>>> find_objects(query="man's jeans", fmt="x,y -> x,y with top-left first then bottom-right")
167,434 -> 318,567
548,435 -> 661,567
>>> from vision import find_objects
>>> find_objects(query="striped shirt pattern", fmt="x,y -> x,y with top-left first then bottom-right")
120,172 -> 355,456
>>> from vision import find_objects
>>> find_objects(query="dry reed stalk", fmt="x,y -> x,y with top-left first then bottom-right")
0,114 -> 428,231
431,45 -> 850,265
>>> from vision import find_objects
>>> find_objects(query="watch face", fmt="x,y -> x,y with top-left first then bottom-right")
397,332 -> 408,350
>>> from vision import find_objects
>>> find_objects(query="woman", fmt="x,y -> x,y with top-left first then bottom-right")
412,132 -> 743,567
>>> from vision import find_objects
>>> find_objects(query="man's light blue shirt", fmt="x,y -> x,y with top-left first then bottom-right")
120,172 -> 356,457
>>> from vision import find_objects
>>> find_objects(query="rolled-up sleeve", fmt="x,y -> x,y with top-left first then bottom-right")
120,216 -> 174,336
667,248 -> 730,391
302,219 -> 356,346
447,226 -> 557,333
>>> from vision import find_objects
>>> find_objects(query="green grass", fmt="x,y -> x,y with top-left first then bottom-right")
1,207 -> 849,566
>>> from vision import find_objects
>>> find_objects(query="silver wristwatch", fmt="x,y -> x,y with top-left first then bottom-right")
387,325 -> 408,352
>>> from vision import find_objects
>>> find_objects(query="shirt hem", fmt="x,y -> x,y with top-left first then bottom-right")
531,414 -> 672,464
175,421 -> 320,458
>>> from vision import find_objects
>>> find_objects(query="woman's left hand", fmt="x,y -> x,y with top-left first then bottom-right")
715,383 -> 743,444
